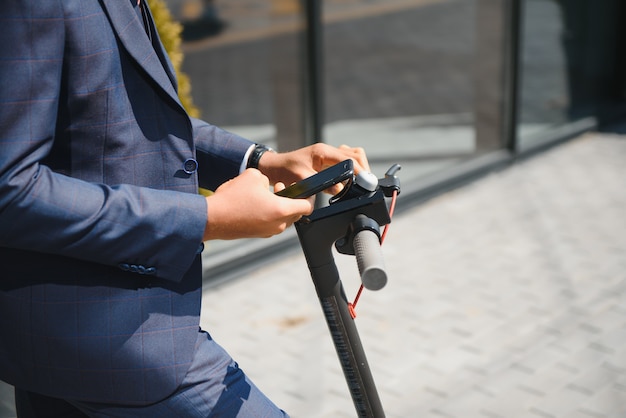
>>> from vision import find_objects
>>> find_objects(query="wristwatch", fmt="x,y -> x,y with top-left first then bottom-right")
247,144 -> 274,169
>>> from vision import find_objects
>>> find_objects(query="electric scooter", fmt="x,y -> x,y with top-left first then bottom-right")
279,160 -> 401,418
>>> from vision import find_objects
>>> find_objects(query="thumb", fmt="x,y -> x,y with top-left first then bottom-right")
282,192 -> 315,217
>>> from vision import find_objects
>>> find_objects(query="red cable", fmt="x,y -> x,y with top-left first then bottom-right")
348,190 -> 398,318
380,190 -> 397,244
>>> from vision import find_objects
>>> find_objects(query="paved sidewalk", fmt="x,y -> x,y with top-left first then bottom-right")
200,132 -> 626,418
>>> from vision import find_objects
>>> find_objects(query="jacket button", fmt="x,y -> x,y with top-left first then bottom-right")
183,158 -> 198,174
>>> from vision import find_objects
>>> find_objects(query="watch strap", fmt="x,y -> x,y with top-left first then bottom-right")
247,144 -> 274,169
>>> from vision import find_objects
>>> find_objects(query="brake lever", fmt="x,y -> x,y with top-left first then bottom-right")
378,163 -> 402,197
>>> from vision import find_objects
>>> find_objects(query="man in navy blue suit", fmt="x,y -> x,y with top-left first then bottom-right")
0,1 -> 369,416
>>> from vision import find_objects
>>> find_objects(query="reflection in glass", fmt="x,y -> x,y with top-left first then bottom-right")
517,0 -> 626,148
517,0 -> 570,142
322,0 -> 478,181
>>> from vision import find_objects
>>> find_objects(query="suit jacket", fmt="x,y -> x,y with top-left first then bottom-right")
0,0 -> 253,405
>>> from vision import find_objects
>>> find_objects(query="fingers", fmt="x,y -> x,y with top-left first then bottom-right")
278,189 -> 315,216
257,143 -> 371,194
338,144 -> 370,172
205,169 -> 314,241
304,195 -> 315,214
273,181 -> 286,193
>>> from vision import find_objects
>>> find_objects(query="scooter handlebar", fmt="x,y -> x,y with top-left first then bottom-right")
354,228 -> 387,290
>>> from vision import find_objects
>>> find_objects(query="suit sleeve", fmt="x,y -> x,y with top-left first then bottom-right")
0,3 -> 206,283
192,117 -> 255,192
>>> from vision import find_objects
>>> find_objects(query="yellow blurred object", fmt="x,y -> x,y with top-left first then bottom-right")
181,1 -> 204,20
271,0 -> 300,15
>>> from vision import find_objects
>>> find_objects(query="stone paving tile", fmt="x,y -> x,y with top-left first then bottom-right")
200,133 -> 626,417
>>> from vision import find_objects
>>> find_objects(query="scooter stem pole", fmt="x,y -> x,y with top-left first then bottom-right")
307,259 -> 385,418
295,193 -> 389,417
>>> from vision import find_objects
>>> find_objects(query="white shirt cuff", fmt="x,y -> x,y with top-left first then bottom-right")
240,144 -> 256,174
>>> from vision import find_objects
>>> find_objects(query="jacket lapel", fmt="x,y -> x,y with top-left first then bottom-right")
142,2 -> 180,90
100,0 -> 183,110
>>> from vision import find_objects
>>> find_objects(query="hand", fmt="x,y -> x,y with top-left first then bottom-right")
203,168 -> 314,241
257,143 -> 370,194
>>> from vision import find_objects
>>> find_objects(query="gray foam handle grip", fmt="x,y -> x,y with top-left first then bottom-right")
354,229 -> 387,290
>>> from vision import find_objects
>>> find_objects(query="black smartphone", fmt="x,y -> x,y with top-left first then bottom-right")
275,159 -> 354,198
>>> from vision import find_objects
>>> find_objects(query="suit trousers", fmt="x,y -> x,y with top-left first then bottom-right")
15,330 -> 289,418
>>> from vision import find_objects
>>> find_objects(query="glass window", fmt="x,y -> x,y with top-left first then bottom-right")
516,0 -> 626,149
322,0 -> 480,185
